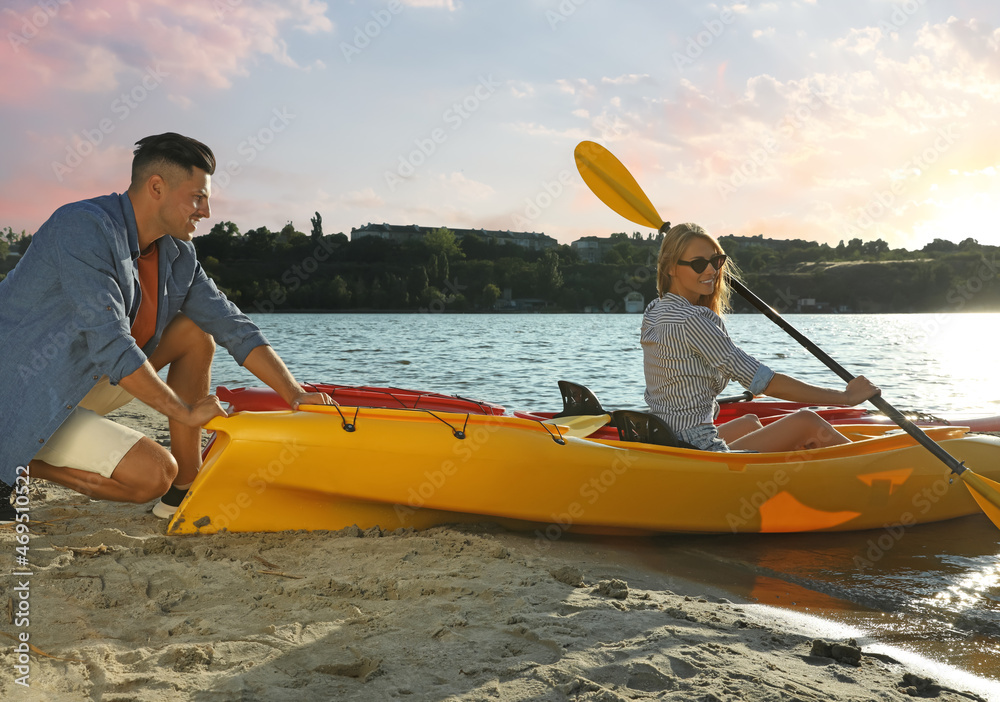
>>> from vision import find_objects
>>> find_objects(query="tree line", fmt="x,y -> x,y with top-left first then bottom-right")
2,221 -> 999,313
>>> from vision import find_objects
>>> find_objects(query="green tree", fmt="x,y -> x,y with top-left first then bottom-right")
425,227 -> 465,260
862,239 -> 889,258
439,253 -> 450,287
196,221 -> 239,260
310,212 -> 324,241
482,283 -> 501,308
407,266 -> 429,303
922,238 -> 958,254
536,249 -> 563,299
245,226 -> 277,256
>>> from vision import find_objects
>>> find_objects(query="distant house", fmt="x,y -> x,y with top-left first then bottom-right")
624,291 -> 644,313
570,233 -> 661,263
350,223 -> 557,250
570,236 -> 616,263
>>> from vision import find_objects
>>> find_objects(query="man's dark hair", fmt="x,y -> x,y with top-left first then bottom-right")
131,132 -> 216,185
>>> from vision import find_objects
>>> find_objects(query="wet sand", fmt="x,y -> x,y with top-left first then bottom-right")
1,401 -> 997,701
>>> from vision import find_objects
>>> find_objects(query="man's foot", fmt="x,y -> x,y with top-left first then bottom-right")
151,485 -> 189,519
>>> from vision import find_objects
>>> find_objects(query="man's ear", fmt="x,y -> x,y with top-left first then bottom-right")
147,174 -> 167,201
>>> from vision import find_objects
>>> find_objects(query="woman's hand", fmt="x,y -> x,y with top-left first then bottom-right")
843,376 -> 880,406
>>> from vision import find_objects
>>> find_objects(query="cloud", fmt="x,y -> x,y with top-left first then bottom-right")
400,0 -> 462,9
0,0 -> 334,103
336,188 -> 385,209
601,74 -> 654,86
437,172 -> 494,200
833,26 -> 882,54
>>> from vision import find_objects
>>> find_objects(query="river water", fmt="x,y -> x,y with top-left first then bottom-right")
208,311 -> 1000,689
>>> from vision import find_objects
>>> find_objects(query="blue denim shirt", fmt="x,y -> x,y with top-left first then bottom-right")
0,192 -> 268,484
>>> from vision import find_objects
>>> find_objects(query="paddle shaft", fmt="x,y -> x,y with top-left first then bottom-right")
728,278 -> 970,477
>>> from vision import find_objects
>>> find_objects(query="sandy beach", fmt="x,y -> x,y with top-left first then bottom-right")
2,401 -> 997,701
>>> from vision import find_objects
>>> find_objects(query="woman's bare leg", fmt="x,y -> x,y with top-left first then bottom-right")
717,414 -> 763,443
729,410 -> 850,452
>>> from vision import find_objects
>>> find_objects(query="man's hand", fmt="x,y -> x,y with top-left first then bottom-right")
289,391 -> 337,410
179,394 -> 229,427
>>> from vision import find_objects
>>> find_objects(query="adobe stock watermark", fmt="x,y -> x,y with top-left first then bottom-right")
593,111 -> 625,141
904,250 -> 1000,342
15,296 -> 109,381
841,124 -> 960,239
252,235 -> 342,313
392,417 -> 503,523
384,75 -> 501,192
51,64 -> 170,183
602,260 -> 655,313
341,0 -> 403,63
213,107 -> 296,192
717,85 -> 829,202
546,0 -> 588,30
877,0 -> 928,35
853,476 -> 953,569
510,170 -> 574,229
672,6 -> 736,70
944,251 -> 1000,311
534,452 -> 639,551
209,438 -> 305,531
6,0 -> 71,53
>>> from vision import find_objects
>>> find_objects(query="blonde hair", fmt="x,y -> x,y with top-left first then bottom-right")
655,223 -> 742,316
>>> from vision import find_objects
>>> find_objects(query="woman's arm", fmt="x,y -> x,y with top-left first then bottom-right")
762,372 -> 879,406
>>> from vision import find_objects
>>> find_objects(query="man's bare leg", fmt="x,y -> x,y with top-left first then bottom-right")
30,437 -> 177,503
147,314 -> 216,487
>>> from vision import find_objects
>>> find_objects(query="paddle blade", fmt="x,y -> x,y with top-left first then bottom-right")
542,413 -> 612,438
960,470 -> 1000,528
575,141 -> 665,230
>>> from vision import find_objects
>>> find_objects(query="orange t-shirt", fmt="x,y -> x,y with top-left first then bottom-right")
131,242 -> 160,349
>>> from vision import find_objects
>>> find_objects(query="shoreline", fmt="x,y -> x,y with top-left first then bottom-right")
2,402 -> 997,701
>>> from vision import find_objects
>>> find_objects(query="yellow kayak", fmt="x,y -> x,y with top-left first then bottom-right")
167,406 -> 1000,535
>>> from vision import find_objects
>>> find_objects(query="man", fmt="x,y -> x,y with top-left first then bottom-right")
0,133 -> 332,520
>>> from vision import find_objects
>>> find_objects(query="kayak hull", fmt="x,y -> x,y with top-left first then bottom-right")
169,407 -> 1000,536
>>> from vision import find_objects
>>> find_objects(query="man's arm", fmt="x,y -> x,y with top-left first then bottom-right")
117,362 -> 227,426
241,345 -> 333,409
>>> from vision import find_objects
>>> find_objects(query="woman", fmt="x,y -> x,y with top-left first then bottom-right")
642,223 -> 878,452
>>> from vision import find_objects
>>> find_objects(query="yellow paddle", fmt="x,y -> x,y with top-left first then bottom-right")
573,140 -> 1000,528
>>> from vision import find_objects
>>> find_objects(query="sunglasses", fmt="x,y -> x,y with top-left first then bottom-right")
677,254 -> 727,274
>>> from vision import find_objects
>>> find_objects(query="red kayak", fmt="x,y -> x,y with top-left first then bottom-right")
215,382 -> 1000,437
217,383 -> 506,415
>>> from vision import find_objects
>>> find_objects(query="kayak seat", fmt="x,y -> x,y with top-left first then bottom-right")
611,410 -> 700,450
553,380 -> 607,418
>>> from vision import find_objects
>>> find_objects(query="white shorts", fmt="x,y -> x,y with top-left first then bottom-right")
33,377 -> 145,478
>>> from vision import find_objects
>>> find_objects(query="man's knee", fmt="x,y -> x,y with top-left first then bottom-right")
175,316 -> 215,357
117,439 -> 177,502
192,326 -> 216,359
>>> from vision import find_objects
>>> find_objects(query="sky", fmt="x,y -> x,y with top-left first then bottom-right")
2,0 -> 1000,250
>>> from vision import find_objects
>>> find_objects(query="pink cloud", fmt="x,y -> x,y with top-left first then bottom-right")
0,0 -> 332,104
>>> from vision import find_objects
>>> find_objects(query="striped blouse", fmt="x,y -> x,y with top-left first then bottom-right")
641,293 -> 774,431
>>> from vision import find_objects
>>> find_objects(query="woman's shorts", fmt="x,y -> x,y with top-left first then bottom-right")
677,423 -> 732,452
33,377 -> 145,478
